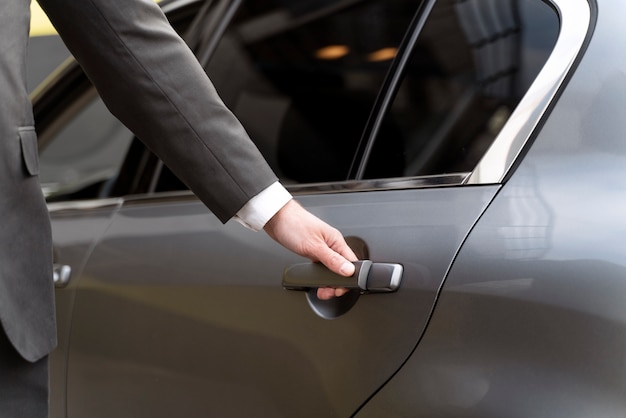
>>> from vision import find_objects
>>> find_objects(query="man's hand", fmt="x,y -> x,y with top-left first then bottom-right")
263,199 -> 358,300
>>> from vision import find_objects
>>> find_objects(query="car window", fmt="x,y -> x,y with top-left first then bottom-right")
38,93 -> 135,200
36,0 -> 207,202
39,0 -> 560,203
358,0 -> 559,179
156,0 -> 419,189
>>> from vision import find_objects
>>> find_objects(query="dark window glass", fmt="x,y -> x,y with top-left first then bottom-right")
362,0 -> 559,179
205,0 -> 419,183
39,93 -> 135,201
38,4 -> 204,201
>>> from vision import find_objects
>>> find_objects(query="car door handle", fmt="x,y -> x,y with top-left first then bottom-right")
53,264 -> 72,288
282,260 -> 403,293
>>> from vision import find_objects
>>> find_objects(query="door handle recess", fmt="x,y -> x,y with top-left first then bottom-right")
283,260 -> 402,293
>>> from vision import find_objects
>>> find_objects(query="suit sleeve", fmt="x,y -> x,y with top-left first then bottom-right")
37,0 -> 278,222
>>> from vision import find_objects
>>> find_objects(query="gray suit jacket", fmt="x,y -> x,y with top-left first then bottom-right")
1,0 -> 276,361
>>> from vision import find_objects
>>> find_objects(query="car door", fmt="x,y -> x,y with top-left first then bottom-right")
42,0 -> 562,416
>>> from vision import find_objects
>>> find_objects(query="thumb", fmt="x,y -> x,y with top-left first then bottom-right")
316,246 -> 356,277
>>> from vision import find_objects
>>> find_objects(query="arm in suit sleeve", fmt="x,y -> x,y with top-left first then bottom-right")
37,0 -> 360,291
37,0 -> 276,222
234,182 -> 293,231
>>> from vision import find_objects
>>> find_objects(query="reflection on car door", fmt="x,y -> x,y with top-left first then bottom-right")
64,186 -> 498,417
47,200 -> 122,418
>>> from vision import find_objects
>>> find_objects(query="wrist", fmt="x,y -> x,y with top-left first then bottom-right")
233,182 -> 292,231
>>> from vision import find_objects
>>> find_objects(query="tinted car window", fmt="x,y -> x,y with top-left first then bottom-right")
202,0 -> 418,183
360,0 -> 559,179
38,94 -> 134,200
36,0 -> 205,201
39,0 -> 559,202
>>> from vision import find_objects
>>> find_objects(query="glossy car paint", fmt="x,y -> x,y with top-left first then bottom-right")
37,0 -> 626,416
358,0 -> 626,416
60,186 -> 497,417
47,199 -> 122,418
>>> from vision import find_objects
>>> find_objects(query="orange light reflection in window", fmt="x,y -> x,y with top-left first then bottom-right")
315,45 -> 350,60
367,47 -> 398,62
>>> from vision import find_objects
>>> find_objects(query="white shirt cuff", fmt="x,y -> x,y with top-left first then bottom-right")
232,181 -> 292,231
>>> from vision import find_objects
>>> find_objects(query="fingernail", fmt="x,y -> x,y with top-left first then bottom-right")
340,262 -> 355,276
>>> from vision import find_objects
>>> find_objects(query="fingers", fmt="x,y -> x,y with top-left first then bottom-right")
316,246 -> 356,277
315,240 -> 354,300
317,287 -> 336,300
317,286 -> 350,300
315,226 -> 358,277
334,241 -> 358,265
263,199 -> 359,299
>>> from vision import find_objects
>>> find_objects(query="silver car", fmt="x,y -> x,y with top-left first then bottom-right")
33,0 -> 625,416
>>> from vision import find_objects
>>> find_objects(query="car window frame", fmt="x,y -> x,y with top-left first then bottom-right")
289,0 -> 593,195
36,0 -> 594,205
465,0 -> 592,185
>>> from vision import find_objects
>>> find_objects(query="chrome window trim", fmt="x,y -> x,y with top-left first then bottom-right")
47,198 -> 123,214
467,0 -> 591,184
286,173 -> 471,195
109,173 -> 471,206
114,173 -> 470,205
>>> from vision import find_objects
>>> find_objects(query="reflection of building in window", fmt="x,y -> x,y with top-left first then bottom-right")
454,0 -> 521,99
378,0 -> 557,180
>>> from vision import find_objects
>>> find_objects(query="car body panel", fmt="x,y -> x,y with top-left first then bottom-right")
357,1 -> 626,416
47,200 -> 121,418
64,186 -> 497,417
